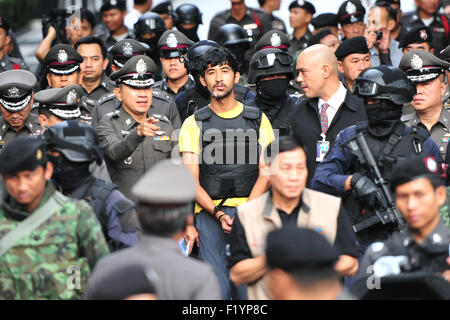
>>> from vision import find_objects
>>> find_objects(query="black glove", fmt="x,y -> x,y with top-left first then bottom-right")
350,173 -> 379,207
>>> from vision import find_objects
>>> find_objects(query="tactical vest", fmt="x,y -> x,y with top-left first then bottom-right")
194,105 -> 262,200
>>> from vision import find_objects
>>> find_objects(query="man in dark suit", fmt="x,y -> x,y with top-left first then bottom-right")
291,44 -> 367,186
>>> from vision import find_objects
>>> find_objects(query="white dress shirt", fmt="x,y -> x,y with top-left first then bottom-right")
318,82 -> 347,126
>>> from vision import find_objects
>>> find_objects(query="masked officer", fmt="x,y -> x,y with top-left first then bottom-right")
356,156 -> 450,287
0,70 -> 42,150
0,136 -> 109,299
246,48 -> 297,136
175,3 -> 202,43
93,39 -> 181,129
175,40 -> 255,123
0,17 -> 28,72
97,55 -> 175,201
311,65 -> 442,252
154,30 -> 195,100
399,50 -> 450,162
337,0 -> 366,40
44,120 -> 140,252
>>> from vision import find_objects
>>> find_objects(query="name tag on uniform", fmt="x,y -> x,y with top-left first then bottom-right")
154,135 -> 170,141
316,140 -> 329,162
243,23 -> 258,30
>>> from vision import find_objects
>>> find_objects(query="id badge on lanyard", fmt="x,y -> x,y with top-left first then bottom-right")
316,133 -> 330,162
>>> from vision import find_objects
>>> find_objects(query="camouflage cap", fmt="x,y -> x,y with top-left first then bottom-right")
110,55 -> 158,88
0,70 -> 36,113
109,39 -> 150,68
44,44 -> 83,75
254,30 -> 290,52
158,30 -> 194,58
131,159 -> 196,206
34,84 -> 84,120
0,136 -> 47,174
399,49 -> 450,83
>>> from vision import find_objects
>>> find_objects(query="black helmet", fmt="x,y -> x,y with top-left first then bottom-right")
248,48 -> 295,84
216,24 -> 251,48
353,65 -> 416,106
44,120 -> 103,164
184,40 -> 222,75
134,12 -> 166,38
175,4 -> 202,25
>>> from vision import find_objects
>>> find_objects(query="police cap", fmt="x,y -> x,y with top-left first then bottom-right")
311,13 -> 338,30
288,0 -> 316,15
158,30 -> 194,58
266,226 -> 339,281
390,156 -> 442,192
335,36 -> 369,61
0,136 -> 47,174
0,17 -> 9,35
152,1 -> 174,15
34,84 -> 84,120
44,44 -> 83,75
100,0 -> 126,12
398,26 -> 433,49
110,55 -> 158,88
399,50 -> 450,83
440,45 -> 450,62
254,30 -> 290,52
0,70 -> 36,113
109,39 -> 150,68
337,0 -> 366,25
132,159 -> 196,206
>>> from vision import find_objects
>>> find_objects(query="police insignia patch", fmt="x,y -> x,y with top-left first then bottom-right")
58,50 -> 68,63
167,33 -> 178,48
297,0 -> 305,6
8,87 -> 20,98
346,1 -> 356,14
270,33 -> 281,47
67,89 -> 78,104
419,29 -> 427,40
411,54 -> 423,70
122,42 -> 133,57
136,59 -> 147,75
36,149 -> 42,160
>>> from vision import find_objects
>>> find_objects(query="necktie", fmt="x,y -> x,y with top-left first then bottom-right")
320,103 -> 330,135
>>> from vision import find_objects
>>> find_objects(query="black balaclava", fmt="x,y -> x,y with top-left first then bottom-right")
255,78 -> 290,121
49,154 -> 91,194
177,25 -> 200,42
365,99 -> 403,137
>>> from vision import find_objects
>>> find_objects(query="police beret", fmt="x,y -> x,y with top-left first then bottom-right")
110,55 -> 158,88
307,28 -> 334,47
266,226 -> 339,280
311,13 -> 338,29
131,159 -> 196,206
0,17 -> 9,34
100,0 -> 126,12
254,30 -> 290,52
440,45 -> 450,62
0,136 -> 47,174
288,0 -> 316,15
158,30 -> 194,58
398,26 -> 433,49
390,156 -> 442,192
399,50 -> 450,83
0,70 -> 36,113
44,44 -> 83,75
335,36 -> 369,60
109,39 -> 150,68
34,84 -> 84,120
152,1 -> 174,15
337,0 -> 366,25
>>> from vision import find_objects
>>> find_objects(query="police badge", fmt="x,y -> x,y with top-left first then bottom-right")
297,0 -> 305,5
8,87 -> 20,98
167,33 -> 178,48
122,42 -> 133,57
411,54 -> 423,70
419,29 -> 428,41
58,50 -> 68,63
136,59 -> 147,75
270,33 -> 281,47
346,1 -> 357,14
66,89 -> 78,104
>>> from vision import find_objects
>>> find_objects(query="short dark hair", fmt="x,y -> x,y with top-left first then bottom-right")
134,0 -> 149,5
137,204 -> 190,237
264,135 -> 306,165
199,46 -> 239,77
374,2 -> 398,22
75,36 -> 108,59
81,8 -> 96,29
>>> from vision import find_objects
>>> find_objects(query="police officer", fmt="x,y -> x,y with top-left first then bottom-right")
44,120 -> 140,252
97,55 -> 175,201
44,44 -> 84,89
337,0 -> 366,40
0,136 -> 109,299
311,65 -> 442,250
246,48 -> 297,136
258,0 -> 287,33
154,30 -> 195,100
288,0 -> 316,56
96,0 -> 134,49
357,156 -> 450,286
398,26 -> 434,53
0,70 -> 42,150
401,0 -> 450,57
399,50 -> 450,161
175,40 -> 255,123
93,39 -> 181,129
216,24 -> 251,83
175,3 -> 202,43
439,45 -> 450,109
311,13 -> 339,38
0,17 -> 28,72
152,1 -> 176,30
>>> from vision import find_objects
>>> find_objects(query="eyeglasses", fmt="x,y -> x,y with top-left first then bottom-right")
253,52 -> 293,69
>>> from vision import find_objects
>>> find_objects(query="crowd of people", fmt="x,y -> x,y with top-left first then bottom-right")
0,0 -> 449,301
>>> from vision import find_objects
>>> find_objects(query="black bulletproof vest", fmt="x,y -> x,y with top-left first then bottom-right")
194,105 -> 261,200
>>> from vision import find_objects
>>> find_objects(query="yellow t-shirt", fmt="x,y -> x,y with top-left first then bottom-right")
179,102 -> 275,213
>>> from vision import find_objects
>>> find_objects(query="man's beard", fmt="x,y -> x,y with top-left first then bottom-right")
211,84 -> 233,100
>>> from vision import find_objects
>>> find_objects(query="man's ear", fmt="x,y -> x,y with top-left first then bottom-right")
44,161 -> 54,181
103,57 -> 109,71
387,19 -> 396,32
114,86 -> 122,101
199,74 -> 207,87
234,71 -> 241,84
436,185 -> 447,207
38,114 -> 48,129
46,73 -> 52,87
337,61 -> 344,74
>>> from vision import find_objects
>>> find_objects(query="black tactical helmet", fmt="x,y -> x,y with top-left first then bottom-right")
216,24 -> 251,48
134,12 -> 166,37
175,3 -> 202,25
353,65 -> 416,106
44,120 -> 103,164
184,40 -> 222,75
248,48 -> 295,84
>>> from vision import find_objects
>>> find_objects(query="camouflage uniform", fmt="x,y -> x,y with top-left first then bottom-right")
0,184 -> 109,299
438,186 -> 450,228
